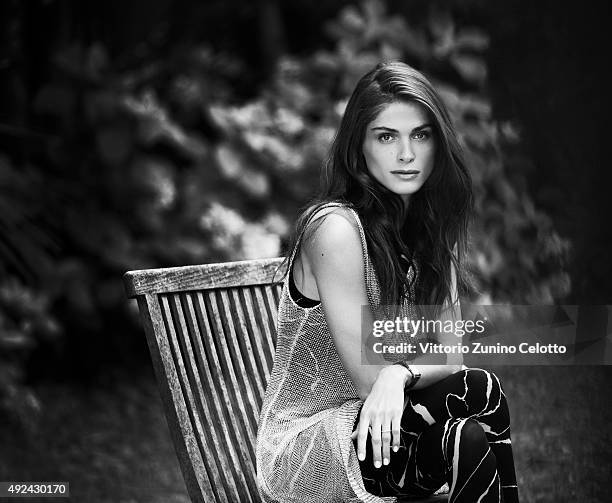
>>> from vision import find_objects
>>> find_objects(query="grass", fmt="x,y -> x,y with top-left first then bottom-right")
0,367 -> 188,503
0,365 -> 610,502
495,366 -> 612,502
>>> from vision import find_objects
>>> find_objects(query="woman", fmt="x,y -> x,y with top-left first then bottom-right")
256,61 -> 519,503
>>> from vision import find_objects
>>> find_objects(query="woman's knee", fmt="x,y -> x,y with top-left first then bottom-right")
450,368 -> 508,416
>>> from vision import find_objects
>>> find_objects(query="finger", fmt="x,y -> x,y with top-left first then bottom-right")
391,410 -> 402,454
381,417 -> 392,466
370,416 -> 383,469
356,416 -> 370,462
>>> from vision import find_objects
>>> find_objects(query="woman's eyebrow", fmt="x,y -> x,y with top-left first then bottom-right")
371,124 -> 433,132
371,126 -> 399,132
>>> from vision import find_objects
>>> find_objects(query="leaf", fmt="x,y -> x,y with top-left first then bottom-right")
455,29 -> 490,52
450,54 -> 487,85
214,145 -> 270,198
0,331 -> 36,350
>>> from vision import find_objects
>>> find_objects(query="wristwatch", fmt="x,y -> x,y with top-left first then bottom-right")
394,361 -> 421,390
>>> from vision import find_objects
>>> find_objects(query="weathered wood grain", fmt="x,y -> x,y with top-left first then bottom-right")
124,257 -> 287,297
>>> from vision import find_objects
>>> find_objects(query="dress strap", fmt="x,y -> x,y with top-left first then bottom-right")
342,206 -> 372,270
342,207 -> 381,307
287,201 -> 349,272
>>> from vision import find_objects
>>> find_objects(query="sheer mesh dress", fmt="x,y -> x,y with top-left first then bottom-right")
255,202 -> 426,503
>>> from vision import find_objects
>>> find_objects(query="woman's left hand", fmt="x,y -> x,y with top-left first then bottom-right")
352,364 -> 409,468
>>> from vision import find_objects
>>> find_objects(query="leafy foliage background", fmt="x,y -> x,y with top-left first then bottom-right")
0,0 -> 574,427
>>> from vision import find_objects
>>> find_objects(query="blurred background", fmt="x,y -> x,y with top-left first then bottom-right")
0,0 -> 610,501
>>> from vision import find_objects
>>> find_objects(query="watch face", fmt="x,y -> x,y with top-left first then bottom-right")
405,368 -> 421,389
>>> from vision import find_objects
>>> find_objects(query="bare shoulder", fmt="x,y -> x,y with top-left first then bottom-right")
301,206 -> 363,271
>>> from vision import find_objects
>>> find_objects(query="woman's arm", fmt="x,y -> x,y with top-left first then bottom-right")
302,209 -> 389,398
303,209 -> 463,468
303,209 -> 461,394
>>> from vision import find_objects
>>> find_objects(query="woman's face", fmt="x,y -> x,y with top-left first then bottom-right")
362,100 -> 436,205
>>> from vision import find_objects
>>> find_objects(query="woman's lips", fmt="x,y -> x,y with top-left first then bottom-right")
391,170 -> 420,179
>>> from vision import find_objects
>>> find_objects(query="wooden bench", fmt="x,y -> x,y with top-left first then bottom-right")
124,257 -> 448,502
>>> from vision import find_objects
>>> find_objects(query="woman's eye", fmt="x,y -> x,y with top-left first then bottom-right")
378,133 -> 395,143
412,130 -> 431,141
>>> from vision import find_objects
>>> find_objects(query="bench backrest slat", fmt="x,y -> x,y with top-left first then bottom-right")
125,258 -> 286,503
125,258 -> 285,296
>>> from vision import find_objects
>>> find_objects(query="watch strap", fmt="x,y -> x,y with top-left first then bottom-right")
393,361 -> 420,389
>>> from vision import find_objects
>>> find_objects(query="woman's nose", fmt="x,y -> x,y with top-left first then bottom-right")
398,139 -> 415,163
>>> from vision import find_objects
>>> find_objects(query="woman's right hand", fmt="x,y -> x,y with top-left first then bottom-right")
352,364 -> 410,468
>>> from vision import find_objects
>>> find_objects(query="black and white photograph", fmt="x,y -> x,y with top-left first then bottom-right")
1,1 -> 611,502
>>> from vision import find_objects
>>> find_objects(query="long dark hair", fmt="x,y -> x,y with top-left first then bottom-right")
282,61 -> 473,314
